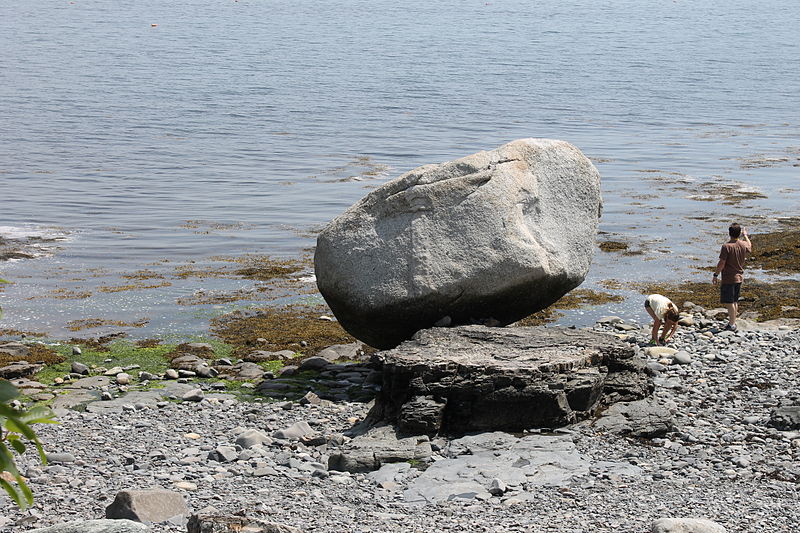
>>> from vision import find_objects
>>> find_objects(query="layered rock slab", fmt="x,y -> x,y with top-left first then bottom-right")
366,325 -> 652,435
28,520 -> 149,533
403,432 -> 642,505
315,138 -> 602,348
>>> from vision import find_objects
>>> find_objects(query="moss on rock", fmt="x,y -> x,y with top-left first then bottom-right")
748,228 -> 800,273
211,305 -> 359,358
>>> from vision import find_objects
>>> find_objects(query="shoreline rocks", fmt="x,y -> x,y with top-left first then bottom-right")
365,325 -> 652,435
1,310 -> 799,532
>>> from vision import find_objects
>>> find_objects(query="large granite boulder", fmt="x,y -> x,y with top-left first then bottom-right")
315,139 -> 602,348
365,325 -> 652,435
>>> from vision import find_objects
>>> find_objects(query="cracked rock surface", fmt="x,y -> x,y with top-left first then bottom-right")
315,138 -> 602,348
366,325 -> 652,435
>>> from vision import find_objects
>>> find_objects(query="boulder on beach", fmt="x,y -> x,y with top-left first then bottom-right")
315,138 -> 602,348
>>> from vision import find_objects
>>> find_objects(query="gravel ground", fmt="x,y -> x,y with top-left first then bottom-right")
1,316 -> 799,533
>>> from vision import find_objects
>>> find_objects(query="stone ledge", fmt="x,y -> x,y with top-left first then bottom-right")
366,325 -> 652,435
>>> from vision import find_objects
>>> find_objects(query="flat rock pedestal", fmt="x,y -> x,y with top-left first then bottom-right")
365,325 -> 652,435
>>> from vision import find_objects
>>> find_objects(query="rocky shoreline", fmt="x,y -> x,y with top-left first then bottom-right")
0,303 -> 798,533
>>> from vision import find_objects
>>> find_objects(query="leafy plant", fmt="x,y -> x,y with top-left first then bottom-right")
0,380 -> 57,509
0,277 -> 8,320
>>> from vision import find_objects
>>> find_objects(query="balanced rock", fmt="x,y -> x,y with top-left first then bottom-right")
315,138 -> 602,348
366,325 -> 651,435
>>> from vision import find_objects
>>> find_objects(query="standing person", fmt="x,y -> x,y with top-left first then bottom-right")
712,223 -> 751,331
644,293 -> 680,345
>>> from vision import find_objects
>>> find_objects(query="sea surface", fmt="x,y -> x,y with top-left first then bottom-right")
1,0 -> 799,339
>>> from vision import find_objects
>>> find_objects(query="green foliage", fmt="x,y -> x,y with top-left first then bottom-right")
0,278 -> 9,320
0,380 -> 57,509
36,341 -> 178,385
257,359 -> 286,374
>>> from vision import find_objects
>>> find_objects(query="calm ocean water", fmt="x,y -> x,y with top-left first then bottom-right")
1,0 -> 799,338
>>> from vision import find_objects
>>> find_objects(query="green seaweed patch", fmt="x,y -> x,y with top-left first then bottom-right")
218,380 -> 261,401
258,360 -> 286,374
211,305 -> 359,358
0,329 -> 46,339
162,342 -> 215,361
98,281 -> 172,293
173,264 -> 230,279
135,339 -> 163,348
179,220 -> 255,234
177,281 -> 318,307
739,154 -> 794,169
681,180 -> 767,206
159,338 -> 235,362
632,279 -> 800,321
514,289 -> 625,327
177,288 -> 258,306
36,340 -> 177,385
50,288 -> 93,300
0,343 -> 65,366
747,229 -> 800,273
234,264 -> 300,281
68,332 -> 127,351
66,318 -> 149,332
224,255 -> 306,281
599,241 -> 629,253
599,279 -> 625,291
121,269 -> 166,280
311,155 -> 391,183
174,255 -> 307,282
514,308 -> 563,327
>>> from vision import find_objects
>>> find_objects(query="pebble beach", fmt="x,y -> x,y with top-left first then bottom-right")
2,307 -> 798,533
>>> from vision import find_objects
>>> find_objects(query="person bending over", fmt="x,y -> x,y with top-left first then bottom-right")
644,293 -> 680,345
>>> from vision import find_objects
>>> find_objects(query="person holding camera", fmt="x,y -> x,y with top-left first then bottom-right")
712,223 -> 751,331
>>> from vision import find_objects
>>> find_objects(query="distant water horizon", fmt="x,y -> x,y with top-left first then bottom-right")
1,0 -> 799,338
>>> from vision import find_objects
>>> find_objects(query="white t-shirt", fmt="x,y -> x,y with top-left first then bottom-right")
646,294 -> 675,320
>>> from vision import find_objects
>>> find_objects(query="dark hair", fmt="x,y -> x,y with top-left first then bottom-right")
729,223 -> 742,238
665,304 -> 680,323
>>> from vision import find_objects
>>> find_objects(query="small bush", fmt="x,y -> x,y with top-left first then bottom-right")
0,380 -> 57,509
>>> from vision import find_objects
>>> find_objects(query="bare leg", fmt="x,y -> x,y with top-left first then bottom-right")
646,307 -> 660,342
725,303 -> 737,326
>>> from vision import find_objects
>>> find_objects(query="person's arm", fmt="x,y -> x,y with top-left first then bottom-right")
741,227 -> 751,251
713,244 -> 728,284
663,321 -> 679,341
713,257 -> 725,284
